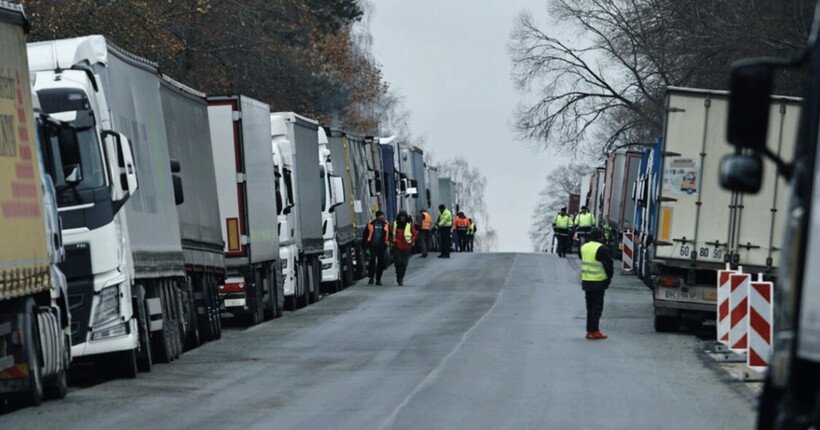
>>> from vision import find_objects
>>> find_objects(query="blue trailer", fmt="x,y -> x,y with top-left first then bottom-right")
379,144 -> 398,222
634,137 -> 662,284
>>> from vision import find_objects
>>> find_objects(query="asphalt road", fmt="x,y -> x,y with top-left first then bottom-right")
0,253 -> 755,430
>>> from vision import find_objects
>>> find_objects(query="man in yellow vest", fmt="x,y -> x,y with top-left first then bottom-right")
580,227 -> 614,340
552,207 -> 573,258
466,218 -> 476,252
418,209 -> 433,258
574,205 -> 596,256
437,204 -> 453,258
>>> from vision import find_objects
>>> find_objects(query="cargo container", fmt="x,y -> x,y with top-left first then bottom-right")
208,96 -> 282,324
647,87 -> 798,331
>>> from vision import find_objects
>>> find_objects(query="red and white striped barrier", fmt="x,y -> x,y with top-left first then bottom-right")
748,275 -> 773,371
729,273 -> 751,353
621,231 -> 633,272
716,268 -> 736,346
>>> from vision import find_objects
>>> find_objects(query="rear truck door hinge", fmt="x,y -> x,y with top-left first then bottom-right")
236,173 -> 246,183
232,111 -> 242,121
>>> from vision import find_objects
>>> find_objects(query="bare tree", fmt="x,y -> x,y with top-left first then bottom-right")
530,162 -> 591,252
509,0 -> 814,155
438,158 -> 497,252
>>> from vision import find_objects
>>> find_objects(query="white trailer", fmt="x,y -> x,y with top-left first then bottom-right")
649,87 -> 798,331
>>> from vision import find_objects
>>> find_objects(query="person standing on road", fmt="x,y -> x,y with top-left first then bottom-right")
365,210 -> 389,285
454,212 -> 470,252
437,204 -> 453,258
574,206 -> 596,255
418,209 -> 433,258
466,218 -> 476,252
391,211 -> 418,286
580,227 -> 613,340
552,207 -> 573,258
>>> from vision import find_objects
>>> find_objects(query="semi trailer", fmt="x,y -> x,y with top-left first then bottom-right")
0,3 -> 72,404
207,95 -> 283,325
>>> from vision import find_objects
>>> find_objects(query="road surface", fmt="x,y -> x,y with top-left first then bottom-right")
0,253 -> 755,429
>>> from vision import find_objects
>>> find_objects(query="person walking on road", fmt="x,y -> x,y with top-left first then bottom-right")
552,207 -> 573,258
574,206 -> 596,255
364,210 -> 389,285
580,227 -> 614,340
391,211 -> 418,286
454,212 -> 470,252
437,204 -> 453,258
418,209 -> 433,258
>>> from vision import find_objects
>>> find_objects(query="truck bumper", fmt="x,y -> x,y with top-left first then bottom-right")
281,245 -> 297,297
71,320 -> 138,358
321,239 -> 340,283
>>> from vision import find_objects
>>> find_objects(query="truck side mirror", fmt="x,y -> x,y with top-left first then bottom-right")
727,60 -> 775,151
102,130 -> 138,209
170,159 -> 184,205
719,154 -> 763,194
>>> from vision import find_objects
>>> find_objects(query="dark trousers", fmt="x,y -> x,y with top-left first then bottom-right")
393,249 -> 411,283
419,229 -> 431,256
439,227 -> 452,257
467,235 -> 474,252
585,290 -> 606,332
554,228 -> 569,257
457,230 -> 468,252
368,245 -> 386,282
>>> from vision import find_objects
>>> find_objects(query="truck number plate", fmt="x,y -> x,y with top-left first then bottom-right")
664,290 -> 698,300
224,298 -> 246,308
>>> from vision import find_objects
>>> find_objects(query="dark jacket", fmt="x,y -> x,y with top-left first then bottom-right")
581,244 -> 614,292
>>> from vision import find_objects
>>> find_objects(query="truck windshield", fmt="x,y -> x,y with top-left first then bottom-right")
38,89 -> 107,203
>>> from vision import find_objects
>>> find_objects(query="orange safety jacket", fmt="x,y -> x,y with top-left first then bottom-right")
367,220 -> 389,245
420,212 -> 432,230
454,217 -> 470,230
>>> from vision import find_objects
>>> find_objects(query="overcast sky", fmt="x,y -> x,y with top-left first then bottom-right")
369,1 -> 571,252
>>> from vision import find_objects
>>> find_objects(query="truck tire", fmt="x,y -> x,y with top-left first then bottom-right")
44,334 -> 69,400
310,259 -> 321,303
654,314 -> 679,333
343,247 -> 354,287
198,276 -> 216,342
134,285 -> 153,372
299,262 -> 310,308
263,269 -> 275,321
243,271 -> 264,326
151,283 -> 174,364
19,299 -> 43,406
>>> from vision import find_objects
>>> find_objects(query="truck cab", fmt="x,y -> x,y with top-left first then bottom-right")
28,40 -> 139,363
318,128 -> 346,292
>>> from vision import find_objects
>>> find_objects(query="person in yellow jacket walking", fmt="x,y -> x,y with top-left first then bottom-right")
580,228 -> 614,339
552,207 -> 573,258
436,204 -> 453,258
574,206 -> 597,255
466,218 -> 476,252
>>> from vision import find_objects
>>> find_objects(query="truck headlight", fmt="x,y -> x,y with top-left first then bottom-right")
91,322 -> 129,340
323,249 -> 334,259
93,285 -> 120,328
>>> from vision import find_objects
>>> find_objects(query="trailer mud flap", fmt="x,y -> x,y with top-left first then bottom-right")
146,297 -> 163,332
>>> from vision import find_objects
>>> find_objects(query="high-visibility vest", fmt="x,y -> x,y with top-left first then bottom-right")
393,222 -> 413,243
581,241 -> 607,282
367,220 -> 389,245
467,219 -> 475,235
553,213 -> 572,228
575,212 -> 596,227
455,217 -> 469,230
438,209 -> 453,227
421,212 -> 432,230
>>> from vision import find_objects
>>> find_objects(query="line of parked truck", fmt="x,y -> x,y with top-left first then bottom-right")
580,86 -> 796,333
0,3 -> 463,407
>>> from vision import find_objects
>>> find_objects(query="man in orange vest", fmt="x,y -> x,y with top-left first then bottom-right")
418,209 -> 433,258
454,212 -> 470,252
365,210 -> 389,285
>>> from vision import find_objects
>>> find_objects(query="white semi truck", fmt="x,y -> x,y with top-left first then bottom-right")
647,87 -> 798,331
317,127 -> 347,293
271,112 -> 323,308
28,35 -> 189,375
0,3 -> 72,405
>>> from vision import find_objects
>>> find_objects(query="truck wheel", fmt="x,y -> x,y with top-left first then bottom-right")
44,334 -> 69,400
134,286 -> 153,372
654,314 -> 680,333
299,262 -> 310,308
263,270 -> 275,321
244,272 -> 264,326
310,259 -> 321,303
118,348 -> 138,379
19,300 -> 43,406
198,276 -> 215,342
344,247 -> 354,287
151,283 -> 173,364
